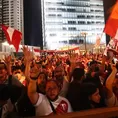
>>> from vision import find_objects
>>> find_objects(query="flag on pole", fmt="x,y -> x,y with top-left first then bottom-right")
1,25 -> 22,52
95,35 -> 101,47
104,38 -> 118,56
109,0 -> 118,19
104,19 -> 118,39
104,0 -> 118,39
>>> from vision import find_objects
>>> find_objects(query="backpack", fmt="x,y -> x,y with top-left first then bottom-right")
8,75 -> 35,117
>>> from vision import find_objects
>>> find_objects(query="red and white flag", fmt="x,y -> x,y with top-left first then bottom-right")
34,48 -> 41,53
104,38 -> 118,56
104,0 -> 118,39
1,25 -> 22,52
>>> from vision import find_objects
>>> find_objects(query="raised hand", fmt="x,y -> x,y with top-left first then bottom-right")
22,46 -> 33,63
70,53 -> 78,64
4,55 -> 11,64
3,55 -> 12,75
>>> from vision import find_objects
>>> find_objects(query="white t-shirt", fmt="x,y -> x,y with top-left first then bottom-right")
1,99 -> 14,118
34,93 -> 72,116
105,93 -> 118,107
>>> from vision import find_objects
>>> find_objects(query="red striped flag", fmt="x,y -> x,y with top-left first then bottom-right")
1,25 -> 22,52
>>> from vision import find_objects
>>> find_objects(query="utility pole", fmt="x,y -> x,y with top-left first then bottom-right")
81,32 -> 87,54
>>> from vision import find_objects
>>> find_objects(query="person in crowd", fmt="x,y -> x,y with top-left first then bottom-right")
76,83 -> 102,111
12,66 -> 26,86
0,56 -> 23,87
0,85 -> 14,118
66,68 -> 85,111
28,79 -> 72,116
25,48 -> 72,116
36,72 -> 47,94
84,59 -> 106,107
105,63 -> 118,106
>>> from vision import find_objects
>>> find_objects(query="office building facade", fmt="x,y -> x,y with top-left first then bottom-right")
0,0 -> 2,42
41,0 -> 106,50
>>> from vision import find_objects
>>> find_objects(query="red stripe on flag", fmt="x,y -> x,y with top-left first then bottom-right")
34,48 -> 40,52
1,25 -> 12,44
1,25 -> 22,52
104,18 -> 118,39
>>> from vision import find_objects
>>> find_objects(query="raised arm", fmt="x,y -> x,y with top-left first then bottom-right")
22,46 -> 39,104
4,55 -> 12,75
105,64 -> 117,99
66,53 -> 77,82
28,79 -> 39,105
22,46 -> 33,85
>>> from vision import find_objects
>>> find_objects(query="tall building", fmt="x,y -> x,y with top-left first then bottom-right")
41,0 -> 106,50
0,0 -> 2,42
2,0 -> 24,43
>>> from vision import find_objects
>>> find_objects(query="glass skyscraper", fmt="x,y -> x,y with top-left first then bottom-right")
41,0 -> 106,50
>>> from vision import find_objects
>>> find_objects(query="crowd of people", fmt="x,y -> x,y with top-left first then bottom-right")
0,46 -> 118,118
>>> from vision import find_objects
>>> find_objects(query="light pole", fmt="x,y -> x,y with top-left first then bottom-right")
81,32 -> 87,53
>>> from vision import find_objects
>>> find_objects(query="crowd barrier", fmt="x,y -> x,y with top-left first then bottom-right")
35,107 -> 118,118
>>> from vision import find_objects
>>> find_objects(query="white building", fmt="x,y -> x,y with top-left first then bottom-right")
2,0 -> 24,44
41,0 -> 106,50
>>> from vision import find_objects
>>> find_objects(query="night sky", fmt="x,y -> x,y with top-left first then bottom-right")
24,0 -> 43,49
103,0 -> 116,22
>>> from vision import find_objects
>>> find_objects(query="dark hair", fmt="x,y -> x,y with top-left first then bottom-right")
38,72 -> 48,81
12,66 -> 22,72
46,79 -> 60,90
71,68 -> 85,81
89,60 -> 98,66
0,62 -> 7,70
78,83 -> 98,110
0,85 -> 10,101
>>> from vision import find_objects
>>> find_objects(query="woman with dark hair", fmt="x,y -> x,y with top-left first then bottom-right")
37,72 -> 48,94
66,68 -> 85,111
77,83 -> 102,111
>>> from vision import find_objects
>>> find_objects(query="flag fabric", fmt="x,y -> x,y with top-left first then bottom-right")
109,0 -> 118,19
1,25 -> 22,52
34,48 -> 40,53
104,19 -> 118,39
104,38 -> 118,56
104,0 -> 118,39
